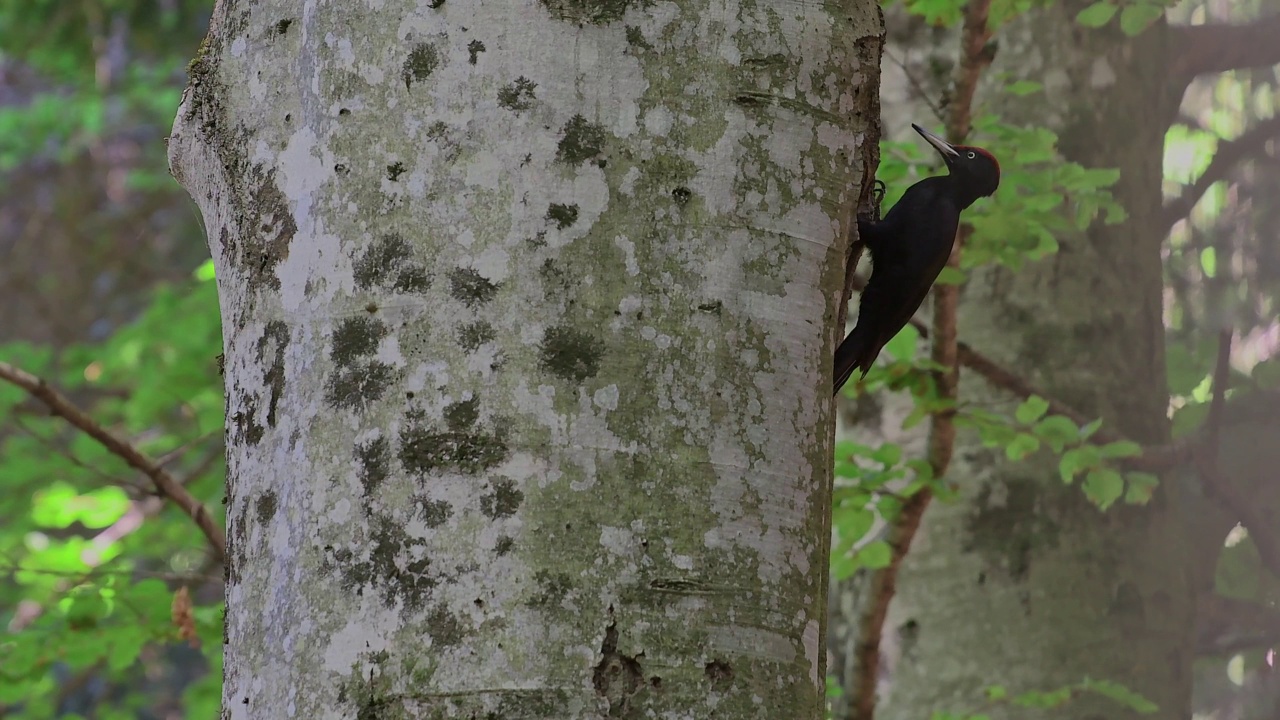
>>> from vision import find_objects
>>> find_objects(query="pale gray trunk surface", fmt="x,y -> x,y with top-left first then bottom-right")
168,0 -> 881,717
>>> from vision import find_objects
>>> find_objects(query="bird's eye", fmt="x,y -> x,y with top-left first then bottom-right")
967,151 -> 976,159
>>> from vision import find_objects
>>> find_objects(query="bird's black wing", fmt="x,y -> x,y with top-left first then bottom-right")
833,184 -> 960,394
833,259 -> 918,393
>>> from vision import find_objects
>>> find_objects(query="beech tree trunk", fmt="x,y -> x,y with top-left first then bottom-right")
168,0 -> 881,717
876,5 -> 1197,719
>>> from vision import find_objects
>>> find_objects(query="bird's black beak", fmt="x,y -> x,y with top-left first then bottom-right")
913,123 -> 960,162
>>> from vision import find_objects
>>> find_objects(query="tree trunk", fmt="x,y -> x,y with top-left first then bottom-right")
874,4 -> 1200,720
168,0 -> 881,717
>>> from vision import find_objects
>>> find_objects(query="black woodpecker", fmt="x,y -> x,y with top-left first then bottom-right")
833,124 -> 1001,394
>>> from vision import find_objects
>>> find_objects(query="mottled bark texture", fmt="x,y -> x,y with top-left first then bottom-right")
168,0 -> 880,717
875,4 -> 1197,719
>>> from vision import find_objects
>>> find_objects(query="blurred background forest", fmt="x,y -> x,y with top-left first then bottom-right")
2,0 -> 1279,717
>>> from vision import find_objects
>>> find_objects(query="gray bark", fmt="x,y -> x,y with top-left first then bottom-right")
168,0 -> 881,717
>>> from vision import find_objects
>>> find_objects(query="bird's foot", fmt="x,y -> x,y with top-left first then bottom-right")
869,180 -> 886,221
860,178 -> 890,222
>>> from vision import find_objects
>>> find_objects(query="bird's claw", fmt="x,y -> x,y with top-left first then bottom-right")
855,176 -> 885,221
869,179 -> 886,221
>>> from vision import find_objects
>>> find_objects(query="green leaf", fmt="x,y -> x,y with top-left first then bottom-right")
935,267 -> 967,285
834,459 -> 862,480
857,540 -> 893,569
107,629 -> 148,672
1059,449 -> 1085,483
1081,678 -> 1159,713
1119,2 -> 1163,35
883,323 -> 919,363
1200,246 -> 1217,278
903,404 -> 929,430
1099,440 -> 1143,459
903,0 -> 965,26
1034,415 -> 1080,453
871,443 -> 903,467
1124,472 -> 1160,505
1,637 -> 47,677
194,259 -> 217,282
1015,395 -> 1050,424
1006,81 -> 1043,96
835,508 -> 875,544
1006,433 -> 1041,460
1078,418 -> 1103,439
1014,687 -> 1073,709
1084,468 -> 1124,509
1075,1 -> 1117,27
1166,342 -> 1210,396
1172,401 -> 1209,437
831,551 -> 859,581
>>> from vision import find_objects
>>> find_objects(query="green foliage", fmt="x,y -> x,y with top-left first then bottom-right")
902,0 -> 964,26
873,116 -> 1125,273
965,116 -> 1126,270
0,264 -> 224,717
898,0 -> 1054,28
1075,2 -> 1119,26
1073,0 -> 1170,35
1163,124 -> 1219,184
831,439 -> 938,580
0,0 -> 205,179
931,678 -> 1157,718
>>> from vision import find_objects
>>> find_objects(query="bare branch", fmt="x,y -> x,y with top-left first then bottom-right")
848,1 -> 992,716
0,361 -> 227,563
1160,115 -> 1280,234
1192,332 -> 1280,581
1205,328 -> 1232,464
1197,593 -> 1280,657
845,271 -> 1204,470
849,487 -> 931,720
1169,14 -> 1280,81
882,48 -> 946,124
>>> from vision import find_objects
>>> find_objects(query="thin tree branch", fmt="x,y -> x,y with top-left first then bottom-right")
1197,593 -> 1280,657
945,0 -> 995,143
1204,328 -> 1232,465
849,2 -> 992,717
845,273 -> 1199,469
847,275 -> 1110,437
1192,331 -> 1280,581
1160,115 -> 1280,234
1169,14 -> 1280,81
882,48 -> 946,124
0,361 -> 227,563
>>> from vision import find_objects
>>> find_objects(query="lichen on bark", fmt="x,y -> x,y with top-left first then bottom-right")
168,0 -> 880,716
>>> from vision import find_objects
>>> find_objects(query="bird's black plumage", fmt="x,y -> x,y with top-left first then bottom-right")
834,124 -> 1001,394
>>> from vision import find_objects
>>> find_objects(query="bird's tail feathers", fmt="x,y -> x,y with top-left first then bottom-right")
832,324 -> 879,396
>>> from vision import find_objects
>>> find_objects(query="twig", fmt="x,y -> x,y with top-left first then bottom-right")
849,487 -> 931,720
1197,593 -> 1280,657
1192,331 -> 1280,580
845,275 -> 1206,472
1204,328 -> 1232,465
848,2 -> 992,718
1159,115 -> 1280,235
0,361 -> 226,563
946,0 -> 995,143
11,414 -> 151,496
882,48 -> 946,123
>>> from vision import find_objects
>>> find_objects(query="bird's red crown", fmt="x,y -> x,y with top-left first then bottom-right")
959,146 -> 999,175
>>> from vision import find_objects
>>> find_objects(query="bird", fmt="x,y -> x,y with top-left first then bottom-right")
833,123 -> 1001,395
